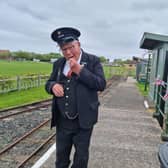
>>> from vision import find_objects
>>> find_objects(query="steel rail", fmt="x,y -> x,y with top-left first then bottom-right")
16,133 -> 56,168
0,101 -> 51,120
0,119 -> 50,155
0,99 -> 52,113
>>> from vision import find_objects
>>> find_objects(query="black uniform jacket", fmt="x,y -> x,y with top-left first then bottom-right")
45,50 -> 106,128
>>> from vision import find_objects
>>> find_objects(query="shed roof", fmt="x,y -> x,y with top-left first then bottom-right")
140,32 -> 168,50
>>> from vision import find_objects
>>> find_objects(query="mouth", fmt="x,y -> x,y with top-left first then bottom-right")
67,56 -> 73,60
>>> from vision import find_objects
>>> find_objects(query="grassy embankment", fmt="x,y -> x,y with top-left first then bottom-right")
136,82 -> 149,97
0,61 -> 135,109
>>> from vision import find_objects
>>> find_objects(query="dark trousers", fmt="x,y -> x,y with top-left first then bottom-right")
55,127 -> 93,168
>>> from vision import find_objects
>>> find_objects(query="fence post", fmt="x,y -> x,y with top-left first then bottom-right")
110,66 -> 113,78
161,108 -> 168,141
38,75 -> 41,87
17,76 -> 21,91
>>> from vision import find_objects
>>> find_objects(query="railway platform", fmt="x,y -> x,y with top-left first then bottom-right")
33,77 -> 162,168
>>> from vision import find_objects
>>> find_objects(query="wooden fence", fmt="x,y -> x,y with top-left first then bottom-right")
0,75 -> 49,94
0,66 -> 135,94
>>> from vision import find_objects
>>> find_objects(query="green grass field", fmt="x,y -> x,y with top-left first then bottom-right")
0,60 -> 52,78
0,86 -> 52,109
0,60 -> 136,109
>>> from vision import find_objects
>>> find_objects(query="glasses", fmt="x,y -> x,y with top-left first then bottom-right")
60,41 -> 78,54
61,45 -> 75,53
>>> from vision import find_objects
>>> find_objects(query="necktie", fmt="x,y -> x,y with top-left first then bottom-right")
67,69 -> 72,78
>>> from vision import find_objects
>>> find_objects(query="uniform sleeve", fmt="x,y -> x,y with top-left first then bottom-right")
78,57 -> 106,91
45,62 -> 58,95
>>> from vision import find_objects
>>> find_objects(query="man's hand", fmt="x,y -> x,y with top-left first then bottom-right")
52,83 -> 64,97
69,58 -> 83,75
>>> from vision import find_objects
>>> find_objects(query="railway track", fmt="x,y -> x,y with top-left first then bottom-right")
0,99 -> 52,120
0,119 -> 55,168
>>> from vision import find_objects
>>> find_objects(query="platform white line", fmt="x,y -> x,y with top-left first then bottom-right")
144,100 -> 149,109
31,143 -> 56,168
100,107 -> 145,113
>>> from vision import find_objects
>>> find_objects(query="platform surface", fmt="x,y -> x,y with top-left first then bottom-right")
40,77 -> 162,168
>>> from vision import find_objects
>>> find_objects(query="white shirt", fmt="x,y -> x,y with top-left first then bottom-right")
63,51 -> 82,76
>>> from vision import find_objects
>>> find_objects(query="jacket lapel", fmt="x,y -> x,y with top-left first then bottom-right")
56,57 -> 66,82
59,57 -> 66,72
80,51 -> 88,67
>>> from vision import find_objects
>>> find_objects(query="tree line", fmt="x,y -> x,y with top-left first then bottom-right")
0,50 -> 108,63
12,51 -> 61,62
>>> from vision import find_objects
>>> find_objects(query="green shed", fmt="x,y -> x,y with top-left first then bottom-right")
140,32 -> 168,140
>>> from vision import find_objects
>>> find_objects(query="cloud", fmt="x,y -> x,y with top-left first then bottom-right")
0,0 -> 168,60
131,0 -> 168,11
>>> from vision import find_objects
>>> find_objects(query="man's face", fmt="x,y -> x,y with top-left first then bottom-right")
60,40 -> 81,60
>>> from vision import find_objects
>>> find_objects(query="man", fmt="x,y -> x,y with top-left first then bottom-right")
45,27 -> 106,168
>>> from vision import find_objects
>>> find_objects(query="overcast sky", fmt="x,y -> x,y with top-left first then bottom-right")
0,0 -> 168,61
